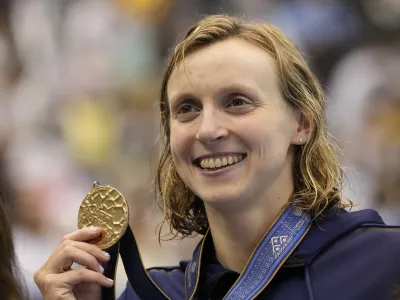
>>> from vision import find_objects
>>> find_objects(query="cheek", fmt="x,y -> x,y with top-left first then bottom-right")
169,124 -> 191,164
246,116 -> 295,157
169,136 -> 180,165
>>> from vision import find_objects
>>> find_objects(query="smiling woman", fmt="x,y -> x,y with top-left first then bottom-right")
157,16 -> 347,244
35,14 -> 400,300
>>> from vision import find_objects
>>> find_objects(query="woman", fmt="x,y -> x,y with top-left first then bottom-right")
34,15 -> 400,300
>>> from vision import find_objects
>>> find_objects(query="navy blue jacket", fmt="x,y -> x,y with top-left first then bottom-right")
117,209 -> 400,300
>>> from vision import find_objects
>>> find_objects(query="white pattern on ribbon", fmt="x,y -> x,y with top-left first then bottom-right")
292,207 -> 304,216
271,236 -> 291,258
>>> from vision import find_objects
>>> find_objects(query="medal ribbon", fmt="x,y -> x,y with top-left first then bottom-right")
102,226 -> 170,300
185,205 -> 311,300
102,205 -> 311,300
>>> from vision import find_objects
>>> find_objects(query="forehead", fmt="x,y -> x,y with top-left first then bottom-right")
167,38 -> 279,102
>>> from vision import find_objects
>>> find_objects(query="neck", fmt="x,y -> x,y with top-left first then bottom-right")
205,190 -> 292,273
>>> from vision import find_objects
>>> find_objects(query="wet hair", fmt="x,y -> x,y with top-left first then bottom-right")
156,14 -> 352,237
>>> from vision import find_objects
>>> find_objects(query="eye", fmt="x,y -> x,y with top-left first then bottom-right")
177,104 -> 198,114
230,98 -> 249,107
173,102 -> 200,122
225,96 -> 256,114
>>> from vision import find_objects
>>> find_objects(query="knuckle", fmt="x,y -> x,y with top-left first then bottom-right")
61,245 -> 74,257
33,271 -> 41,285
76,268 -> 87,279
61,236 -> 72,245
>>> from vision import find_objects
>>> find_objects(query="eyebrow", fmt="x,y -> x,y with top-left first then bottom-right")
169,82 -> 259,106
216,83 -> 258,98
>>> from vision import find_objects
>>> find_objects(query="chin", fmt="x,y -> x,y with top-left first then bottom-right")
196,187 -> 245,209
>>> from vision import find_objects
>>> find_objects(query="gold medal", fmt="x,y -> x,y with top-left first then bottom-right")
78,182 -> 129,249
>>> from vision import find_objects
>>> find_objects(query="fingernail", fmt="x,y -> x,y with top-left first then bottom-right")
102,251 -> 110,258
99,265 -> 104,273
89,226 -> 98,232
107,278 -> 114,283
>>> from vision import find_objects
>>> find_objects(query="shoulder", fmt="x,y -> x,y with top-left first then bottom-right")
341,224 -> 400,258
311,216 -> 400,278
297,208 -> 400,265
118,262 -> 187,300
318,208 -> 400,257
327,208 -> 400,256
303,210 -> 400,300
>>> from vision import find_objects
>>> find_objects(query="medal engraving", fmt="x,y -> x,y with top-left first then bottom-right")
78,183 -> 129,249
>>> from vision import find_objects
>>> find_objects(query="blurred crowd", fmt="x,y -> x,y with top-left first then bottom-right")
0,0 -> 399,299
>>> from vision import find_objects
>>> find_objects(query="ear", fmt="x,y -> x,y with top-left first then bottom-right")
291,111 -> 312,145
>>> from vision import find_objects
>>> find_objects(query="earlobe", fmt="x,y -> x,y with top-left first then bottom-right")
293,136 -> 306,145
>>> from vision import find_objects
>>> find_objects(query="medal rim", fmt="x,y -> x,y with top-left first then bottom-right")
78,184 -> 129,249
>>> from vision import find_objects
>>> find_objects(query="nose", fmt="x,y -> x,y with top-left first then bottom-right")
195,108 -> 229,144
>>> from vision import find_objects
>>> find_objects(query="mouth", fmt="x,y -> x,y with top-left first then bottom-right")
193,153 -> 247,171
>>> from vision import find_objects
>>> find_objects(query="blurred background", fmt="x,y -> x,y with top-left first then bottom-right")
0,0 -> 399,298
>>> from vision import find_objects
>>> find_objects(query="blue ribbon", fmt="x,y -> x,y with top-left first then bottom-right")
185,205 -> 311,299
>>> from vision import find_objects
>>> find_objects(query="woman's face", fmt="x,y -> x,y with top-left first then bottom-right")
167,38 -> 306,209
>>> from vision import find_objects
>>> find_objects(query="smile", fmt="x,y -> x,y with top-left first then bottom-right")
194,154 -> 247,171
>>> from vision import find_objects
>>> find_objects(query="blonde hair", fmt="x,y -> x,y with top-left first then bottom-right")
156,14 -> 352,238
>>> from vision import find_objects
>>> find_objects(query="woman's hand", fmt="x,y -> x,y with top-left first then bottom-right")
34,226 -> 114,300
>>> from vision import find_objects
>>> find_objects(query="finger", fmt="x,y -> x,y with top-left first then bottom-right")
62,226 -> 103,243
37,236 -> 111,276
59,240 -> 111,264
52,246 -> 104,274
59,268 -> 114,287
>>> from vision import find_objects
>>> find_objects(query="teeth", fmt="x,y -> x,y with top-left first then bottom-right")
209,159 -> 215,168
200,160 -> 206,169
215,158 -> 222,168
198,154 -> 245,170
